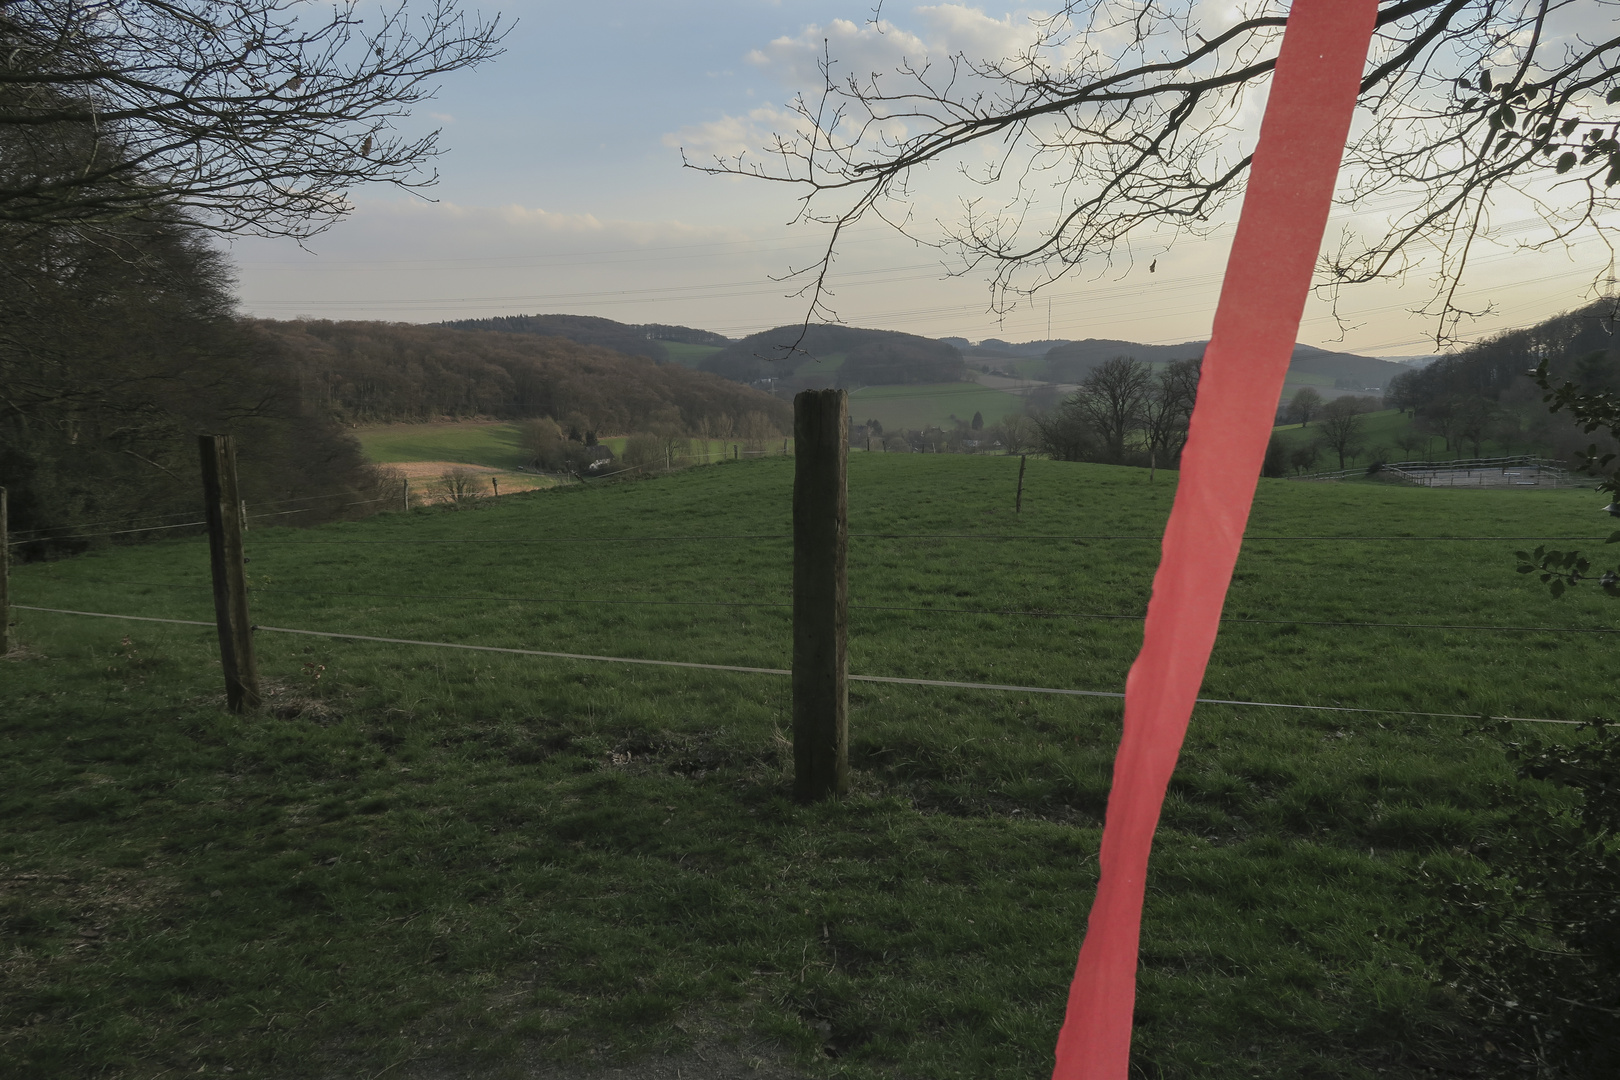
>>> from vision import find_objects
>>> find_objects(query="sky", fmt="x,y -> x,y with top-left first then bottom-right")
227,1 -> 1620,357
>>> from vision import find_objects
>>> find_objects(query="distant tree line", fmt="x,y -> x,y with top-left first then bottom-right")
261,320 -> 791,439
700,325 -> 965,388
436,314 -> 730,364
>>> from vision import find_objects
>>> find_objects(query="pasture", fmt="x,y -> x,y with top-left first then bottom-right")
3,454 -> 1612,1079
1270,408 -> 1551,467
848,382 -> 1025,433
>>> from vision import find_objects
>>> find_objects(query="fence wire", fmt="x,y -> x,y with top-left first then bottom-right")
9,604 -> 1584,727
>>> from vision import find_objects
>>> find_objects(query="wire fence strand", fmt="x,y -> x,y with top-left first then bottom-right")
10,604 -> 1581,726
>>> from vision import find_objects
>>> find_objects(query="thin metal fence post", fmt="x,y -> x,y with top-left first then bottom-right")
199,434 -> 260,713
792,389 -> 850,801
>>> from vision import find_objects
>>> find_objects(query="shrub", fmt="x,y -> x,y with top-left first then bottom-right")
1414,720 -> 1620,1075
620,434 -> 663,472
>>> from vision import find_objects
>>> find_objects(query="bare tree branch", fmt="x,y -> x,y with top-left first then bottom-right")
1,0 -> 508,238
687,0 -> 1620,343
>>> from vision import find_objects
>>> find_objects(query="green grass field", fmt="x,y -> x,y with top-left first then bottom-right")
1270,409 -> 1544,468
5,456 -> 1612,1079
849,382 -> 1025,432
659,342 -> 724,367
354,421 -> 531,471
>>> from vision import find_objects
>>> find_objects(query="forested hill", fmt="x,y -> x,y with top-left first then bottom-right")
701,324 -> 964,387
1378,299 -> 1620,462
1387,300 -> 1620,413
256,320 -> 790,434
435,314 -> 731,363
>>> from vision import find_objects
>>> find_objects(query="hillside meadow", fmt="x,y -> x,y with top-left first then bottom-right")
3,454 -> 1614,1079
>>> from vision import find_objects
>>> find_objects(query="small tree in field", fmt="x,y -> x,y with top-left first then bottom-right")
1288,387 -> 1324,427
1316,396 -> 1373,469
997,413 -> 1040,455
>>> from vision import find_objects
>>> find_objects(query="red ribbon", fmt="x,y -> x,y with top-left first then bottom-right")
1050,3 -> 1378,1077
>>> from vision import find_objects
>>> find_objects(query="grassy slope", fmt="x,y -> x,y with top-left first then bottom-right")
5,456 -> 1613,1079
849,383 -> 1025,431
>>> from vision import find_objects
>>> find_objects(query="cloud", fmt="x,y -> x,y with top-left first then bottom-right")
748,6 -> 1045,88
663,105 -> 797,160
666,6 -> 1050,160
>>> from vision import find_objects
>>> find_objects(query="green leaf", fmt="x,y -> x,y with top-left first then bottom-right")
1604,532 -> 1620,544
1458,76 -> 1474,91
1557,151 -> 1578,174
1550,579 -> 1566,598
1479,69 -> 1493,92
1608,86 -> 1620,105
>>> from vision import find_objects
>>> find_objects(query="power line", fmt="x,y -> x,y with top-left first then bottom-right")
9,605 -> 1579,726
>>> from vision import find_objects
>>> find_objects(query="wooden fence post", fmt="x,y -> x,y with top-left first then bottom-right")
792,389 -> 849,801
402,478 -> 410,511
0,486 -> 9,656
491,477 -> 500,498
1016,454 -> 1027,514
199,434 -> 260,713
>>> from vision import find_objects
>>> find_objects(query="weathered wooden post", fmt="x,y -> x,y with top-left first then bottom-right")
1016,454 -> 1027,514
198,435 -> 260,713
491,476 -> 500,498
792,389 -> 849,801
0,486 -> 10,656
402,478 -> 410,511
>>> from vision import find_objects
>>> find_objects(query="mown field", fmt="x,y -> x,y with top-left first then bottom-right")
354,421 -> 534,471
3,455 -> 1613,1079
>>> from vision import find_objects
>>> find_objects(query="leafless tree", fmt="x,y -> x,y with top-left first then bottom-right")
1317,395 -> 1376,468
1076,356 -> 1152,463
437,467 -> 485,505
1288,386 -> 1326,426
997,412 -> 1041,453
1141,358 -> 1201,471
1,0 -> 506,237
689,2 -> 1620,343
